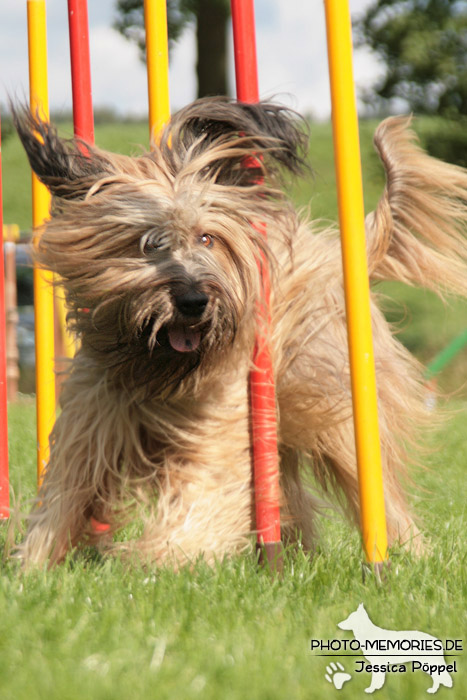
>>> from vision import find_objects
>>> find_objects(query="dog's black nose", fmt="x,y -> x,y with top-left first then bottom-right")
175,290 -> 209,318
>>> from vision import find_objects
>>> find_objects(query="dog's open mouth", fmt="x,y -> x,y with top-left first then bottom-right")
167,326 -> 201,353
157,325 -> 202,353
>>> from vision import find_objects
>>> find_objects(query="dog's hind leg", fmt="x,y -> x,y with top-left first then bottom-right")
276,278 -> 426,553
427,667 -> 453,693
278,380 -> 423,553
311,395 -> 423,552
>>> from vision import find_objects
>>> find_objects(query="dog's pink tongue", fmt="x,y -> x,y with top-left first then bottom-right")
168,327 -> 201,353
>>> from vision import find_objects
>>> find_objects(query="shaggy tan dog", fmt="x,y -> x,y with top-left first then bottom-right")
13,98 -> 467,566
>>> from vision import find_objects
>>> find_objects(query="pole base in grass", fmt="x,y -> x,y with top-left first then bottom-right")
362,559 -> 391,584
90,516 -> 111,534
256,541 -> 283,574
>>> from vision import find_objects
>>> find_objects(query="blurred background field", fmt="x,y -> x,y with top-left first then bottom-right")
2,115 -> 467,396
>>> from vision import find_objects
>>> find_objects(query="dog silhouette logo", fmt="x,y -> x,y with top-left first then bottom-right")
337,604 -> 453,694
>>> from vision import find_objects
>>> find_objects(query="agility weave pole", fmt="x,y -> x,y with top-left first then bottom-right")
68,0 -> 94,144
67,0 -> 114,537
144,0 -> 171,141
231,0 -> 282,569
324,0 -> 388,566
49,0 -> 95,364
27,0 -> 56,487
58,0 -> 96,358
0,112 -> 10,519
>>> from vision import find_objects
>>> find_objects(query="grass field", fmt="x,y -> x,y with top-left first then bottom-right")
1,116 -> 466,698
1,399 -> 466,699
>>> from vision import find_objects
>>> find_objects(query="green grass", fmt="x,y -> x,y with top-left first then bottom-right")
0,399 -> 466,699
374,283 -> 467,394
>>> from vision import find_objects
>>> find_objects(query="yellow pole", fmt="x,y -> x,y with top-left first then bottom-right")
324,0 -> 388,564
144,0 -> 171,143
27,0 -> 56,486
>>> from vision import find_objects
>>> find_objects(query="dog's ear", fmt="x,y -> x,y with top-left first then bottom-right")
11,105 -> 113,200
161,96 -> 309,185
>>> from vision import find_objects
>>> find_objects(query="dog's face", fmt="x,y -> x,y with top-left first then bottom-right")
34,164 -> 267,391
71,173 -> 265,388
14,98 -> 307,391
337,603 -> 368,631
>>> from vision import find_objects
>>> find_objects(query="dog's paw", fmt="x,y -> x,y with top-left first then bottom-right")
325,661 -> 351,690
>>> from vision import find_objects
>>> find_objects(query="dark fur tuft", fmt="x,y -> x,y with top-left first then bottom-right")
159,96 -> 310,186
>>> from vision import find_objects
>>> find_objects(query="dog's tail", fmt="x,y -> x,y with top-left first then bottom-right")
366,117 -> 467,296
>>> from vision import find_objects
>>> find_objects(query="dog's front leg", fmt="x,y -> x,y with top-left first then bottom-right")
125,450 -> 254,567
17,369 -> 120,567
365,668 -> 386,693
18,439 -> 93,568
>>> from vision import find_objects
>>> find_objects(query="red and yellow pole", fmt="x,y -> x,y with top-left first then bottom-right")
231,0 -> 282,569
144,0 -> 171,143
56,0 -> 96,362
68,0 -> 94,144
324,0 -> 388,565
27,0 -> 56,486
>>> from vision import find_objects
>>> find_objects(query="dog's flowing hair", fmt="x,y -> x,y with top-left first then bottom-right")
12,97 -> 467,566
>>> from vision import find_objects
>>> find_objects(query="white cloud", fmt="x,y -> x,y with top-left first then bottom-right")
88,25 -> 147,115
252,0 -> 330,118
167,23 -> 197,112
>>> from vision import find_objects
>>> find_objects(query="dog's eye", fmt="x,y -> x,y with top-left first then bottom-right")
142,234 -> 162,254
199,234 -> 214,249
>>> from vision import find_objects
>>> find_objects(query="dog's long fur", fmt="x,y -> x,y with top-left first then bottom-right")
12,97 -> 467,566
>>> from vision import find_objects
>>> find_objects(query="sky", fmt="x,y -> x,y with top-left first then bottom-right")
0,0 -> 383,122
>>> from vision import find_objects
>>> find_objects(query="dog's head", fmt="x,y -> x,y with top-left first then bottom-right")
14,97 -> 308,392
337,603 -> 369,632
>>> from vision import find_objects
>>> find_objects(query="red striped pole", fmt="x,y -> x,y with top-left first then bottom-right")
68,0 -> 110,536
67,0 -> 94,144
231,0 -> 259,103
0,112 -> 10,519
63,0 -> 94,361
231,0 -> 282,569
